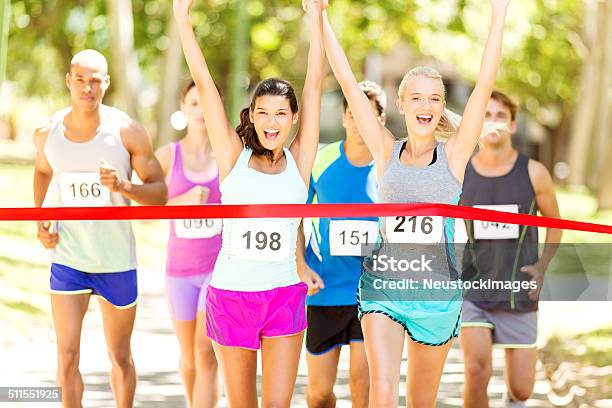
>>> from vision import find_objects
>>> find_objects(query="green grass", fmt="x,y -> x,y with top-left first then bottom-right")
544,327 -> 612,367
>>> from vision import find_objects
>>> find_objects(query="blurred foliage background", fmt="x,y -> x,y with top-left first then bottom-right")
0,0 -> 610,206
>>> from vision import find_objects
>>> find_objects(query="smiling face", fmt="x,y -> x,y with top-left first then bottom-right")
249,94 -> 299,152
181,86 -> 206,132
397,75 -> 446,139
66,51 -> 110,113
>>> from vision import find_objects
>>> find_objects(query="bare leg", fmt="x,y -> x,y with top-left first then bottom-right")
460,327 -> 493,408
99,298 -> 137,408
504,348 -> 537,403
260,332 -> 305,408
305,347 -> 340,408
361,314 -> 405,408
212,342 -> 258,408
51,293 -> 90,408
193,311 -> 219,408
405,339 -> 453,408
348,341 -> 369,408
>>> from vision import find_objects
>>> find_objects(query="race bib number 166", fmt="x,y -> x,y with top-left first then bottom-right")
59,172 -> 111,207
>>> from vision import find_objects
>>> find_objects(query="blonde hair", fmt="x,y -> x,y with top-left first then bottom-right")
397,66 -> 462,140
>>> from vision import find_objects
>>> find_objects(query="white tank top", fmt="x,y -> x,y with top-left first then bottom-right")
42,105 -> 137,273
210,147 -> 308,291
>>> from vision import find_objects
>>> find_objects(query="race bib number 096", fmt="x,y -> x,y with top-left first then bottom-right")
329,220 -> 378,256
174,219 -> 222,239
59,172 -> 111,207
231,221 -> 291,262
473,204 -> 519,240
385,216 -> 444,244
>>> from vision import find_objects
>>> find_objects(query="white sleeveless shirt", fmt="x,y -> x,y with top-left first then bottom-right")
210,147 -> 308,291
42,105 -> 137,273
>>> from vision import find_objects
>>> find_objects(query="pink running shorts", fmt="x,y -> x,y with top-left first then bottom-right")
206,282 -> 308,350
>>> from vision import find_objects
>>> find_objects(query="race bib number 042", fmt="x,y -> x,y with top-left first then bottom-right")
473,204 -> 519,240
329,220 -> 378,256
174,219 -> 222,239
59,172 -> 111,207
231,221 -> 291,262
385,215 -> 444,244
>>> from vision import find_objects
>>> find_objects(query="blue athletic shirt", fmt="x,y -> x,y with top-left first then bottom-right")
305,140 -> 378,306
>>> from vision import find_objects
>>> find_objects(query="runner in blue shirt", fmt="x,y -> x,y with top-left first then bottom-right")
298,81 -> 385,408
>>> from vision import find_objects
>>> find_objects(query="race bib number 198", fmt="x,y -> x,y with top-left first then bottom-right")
473,204 -> 519,240
231,221 -> 291,262
385,215 -> 444,244
59,172 -> 111,207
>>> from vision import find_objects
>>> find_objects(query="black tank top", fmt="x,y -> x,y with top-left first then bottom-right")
460,153 -> 539,312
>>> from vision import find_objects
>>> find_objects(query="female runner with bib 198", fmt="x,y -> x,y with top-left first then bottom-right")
321,0 -> 510,407
155,80 -> 222,408
173,0 -> 324,406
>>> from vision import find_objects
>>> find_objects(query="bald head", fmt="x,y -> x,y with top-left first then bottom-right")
70,49 -> 108,75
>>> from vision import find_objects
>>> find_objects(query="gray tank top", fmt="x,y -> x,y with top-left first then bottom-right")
43,105 -> 137,273
374,140 -> 463,287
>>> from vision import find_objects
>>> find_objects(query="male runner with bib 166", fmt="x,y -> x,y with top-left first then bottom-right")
33,49 -> 167,408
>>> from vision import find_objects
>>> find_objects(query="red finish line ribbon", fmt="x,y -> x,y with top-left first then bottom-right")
0,203 -> 611,235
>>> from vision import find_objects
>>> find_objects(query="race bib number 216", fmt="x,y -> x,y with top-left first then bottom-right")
385,215 -> 444,244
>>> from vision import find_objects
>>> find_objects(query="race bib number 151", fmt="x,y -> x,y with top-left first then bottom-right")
329,220 -> 378,256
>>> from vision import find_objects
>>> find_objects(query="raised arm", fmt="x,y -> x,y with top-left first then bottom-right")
173,0 -> 243,180
321,10 -> 394,168
446,0 -> 510,181
290,0 -> 325,185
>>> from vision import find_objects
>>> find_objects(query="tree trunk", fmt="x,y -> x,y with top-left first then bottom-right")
106,0 -> 141,119
0,0 -> 9,88
155,15 -> 183,147
228,0 -> 250,125
567,0 -> 602,187
586,0 -> 611,191
595,0 -> 612,209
